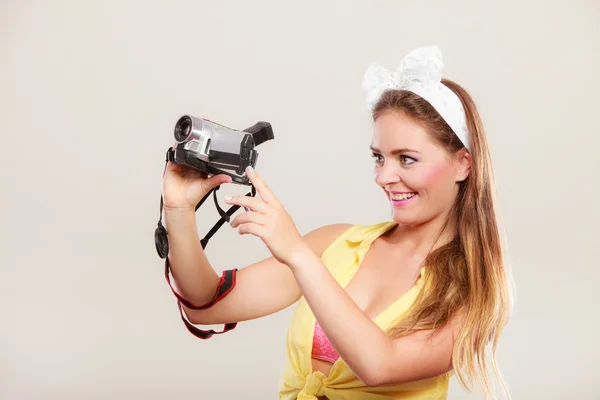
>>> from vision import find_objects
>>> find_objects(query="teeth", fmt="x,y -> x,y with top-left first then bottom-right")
391,193 -> 416,201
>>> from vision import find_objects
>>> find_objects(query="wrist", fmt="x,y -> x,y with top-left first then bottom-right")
286,241 -> 316,271
163,206 -> 196,217
163,206 -> 197,229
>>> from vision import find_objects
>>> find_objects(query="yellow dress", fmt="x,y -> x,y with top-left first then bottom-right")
278,221 -> 452,399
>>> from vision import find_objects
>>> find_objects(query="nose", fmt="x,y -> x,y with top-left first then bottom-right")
375,162 -> 401,188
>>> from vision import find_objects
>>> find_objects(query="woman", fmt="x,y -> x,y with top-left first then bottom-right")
161,46 -> 513,399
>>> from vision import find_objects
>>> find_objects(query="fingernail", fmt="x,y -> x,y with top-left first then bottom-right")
224,196 -> 232,201
247,166 -> 254,174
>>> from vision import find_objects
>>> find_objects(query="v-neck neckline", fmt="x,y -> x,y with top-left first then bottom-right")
304,221 -> 427,379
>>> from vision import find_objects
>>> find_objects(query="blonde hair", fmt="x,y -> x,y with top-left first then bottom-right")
372,80 -> 514,399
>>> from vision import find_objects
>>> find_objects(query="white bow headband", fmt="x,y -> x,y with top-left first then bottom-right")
362,45 -> 470,151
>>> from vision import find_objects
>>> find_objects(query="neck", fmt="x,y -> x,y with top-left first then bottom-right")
384,209 -> 457,257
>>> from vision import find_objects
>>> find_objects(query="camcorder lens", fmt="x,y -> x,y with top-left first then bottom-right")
175,116 -> 192,142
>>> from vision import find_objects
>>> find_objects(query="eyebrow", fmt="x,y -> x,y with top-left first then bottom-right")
369,146 -> 421,155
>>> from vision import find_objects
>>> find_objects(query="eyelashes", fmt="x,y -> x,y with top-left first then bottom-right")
399,155 -> 417,165
371,153 -> 418,166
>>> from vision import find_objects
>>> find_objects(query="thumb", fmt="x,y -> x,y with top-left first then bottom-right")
201,173 -> 232,192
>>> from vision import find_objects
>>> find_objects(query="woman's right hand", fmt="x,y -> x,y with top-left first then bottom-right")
162,146 -> 233,211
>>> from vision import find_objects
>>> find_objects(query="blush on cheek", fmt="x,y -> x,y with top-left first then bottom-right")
418,164 -> 448,187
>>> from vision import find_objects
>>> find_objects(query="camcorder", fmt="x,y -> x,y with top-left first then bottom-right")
169,115 -> 274,185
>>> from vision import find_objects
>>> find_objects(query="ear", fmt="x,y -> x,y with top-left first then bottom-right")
454,149 -> 471,182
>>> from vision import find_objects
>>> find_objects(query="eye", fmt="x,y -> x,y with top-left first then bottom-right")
371,152 -> 384,164
399,155 -> 417,165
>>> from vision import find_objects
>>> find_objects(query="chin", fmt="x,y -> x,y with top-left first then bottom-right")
390,211 -> 424,227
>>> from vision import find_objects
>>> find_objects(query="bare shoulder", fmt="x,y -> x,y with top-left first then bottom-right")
302,223 -> 354,258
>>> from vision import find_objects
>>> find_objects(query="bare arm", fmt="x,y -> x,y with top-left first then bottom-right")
164,206 -> 352,325
163,207 -> 221,306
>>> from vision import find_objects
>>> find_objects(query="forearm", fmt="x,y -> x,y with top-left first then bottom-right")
163,208 -> 220,305
287,245 -> 393,384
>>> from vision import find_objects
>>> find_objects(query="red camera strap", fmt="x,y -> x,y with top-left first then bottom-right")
164,258 -> 238,339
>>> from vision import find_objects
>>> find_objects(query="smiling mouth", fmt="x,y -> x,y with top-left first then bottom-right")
390,192 -> 417,201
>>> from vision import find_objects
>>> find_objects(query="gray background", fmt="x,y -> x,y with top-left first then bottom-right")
1,1 -> 598,399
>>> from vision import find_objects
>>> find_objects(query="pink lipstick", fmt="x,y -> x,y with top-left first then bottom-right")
389,192 -> 418,207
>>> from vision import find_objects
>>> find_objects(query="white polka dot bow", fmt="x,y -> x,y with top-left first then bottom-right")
362,45 -> 470,151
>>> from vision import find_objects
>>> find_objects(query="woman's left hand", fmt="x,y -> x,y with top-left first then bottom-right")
225,167 -> 306,266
